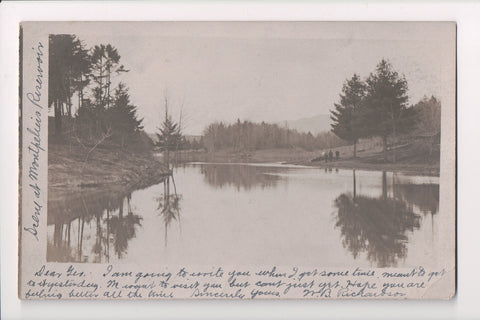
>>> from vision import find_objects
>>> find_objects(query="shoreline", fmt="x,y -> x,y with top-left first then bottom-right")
48,144 -> 170,201
286,159 -> 440,177
174,148 -> 440,177
48,143 -> 439,199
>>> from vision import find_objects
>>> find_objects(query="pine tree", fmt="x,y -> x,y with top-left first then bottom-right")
49,34 -> 90,137
110,82 -> 143,147
330,74 -> 366,158
362,59 -> 410,162
156,98 -> 182,168
90,44 -> 128,109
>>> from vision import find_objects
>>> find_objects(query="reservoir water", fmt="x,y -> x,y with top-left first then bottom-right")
47,162 -> 440,268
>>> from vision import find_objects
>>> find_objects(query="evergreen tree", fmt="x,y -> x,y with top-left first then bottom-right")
413,95 -> 441,137
412,95 -> 441,160
110,82 -> 144,147
49,34 -> 90,137
90,44 -> 128,109
330,74 -> 366,158
362,59 -> 410,162
156,98 -> 182,168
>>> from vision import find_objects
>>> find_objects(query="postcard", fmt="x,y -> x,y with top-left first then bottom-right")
18,21 -> 456,300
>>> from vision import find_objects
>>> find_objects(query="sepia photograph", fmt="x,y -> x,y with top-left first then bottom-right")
18,21 -> 456,300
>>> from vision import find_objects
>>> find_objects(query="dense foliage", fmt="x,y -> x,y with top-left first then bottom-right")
330,73 -> 366,158
202,120 -> 347,152
330,59 -> 440,162
50,36 -> 439,161
48,35 -> 147,152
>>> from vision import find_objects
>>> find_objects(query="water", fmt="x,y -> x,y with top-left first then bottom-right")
47,163 -> 440,268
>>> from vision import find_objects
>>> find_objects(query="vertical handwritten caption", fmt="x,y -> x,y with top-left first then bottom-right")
23,41 -> 45,241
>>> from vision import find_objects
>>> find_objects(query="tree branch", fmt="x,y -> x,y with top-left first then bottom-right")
81,127 -> 113,173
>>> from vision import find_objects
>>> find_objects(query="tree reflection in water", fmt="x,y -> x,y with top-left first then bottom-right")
48,174 -> 184,262
47,189 -> 143,263
395,183 -> 439,216
334,171 -> 424,267
156,175 -> 182,246
199,164 -> 280,190
108,194 -> 143,259
48,165 -> 439,265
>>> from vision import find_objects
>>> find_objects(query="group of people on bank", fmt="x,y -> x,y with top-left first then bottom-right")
323,150 -> 340,162
312,150 -> 340,163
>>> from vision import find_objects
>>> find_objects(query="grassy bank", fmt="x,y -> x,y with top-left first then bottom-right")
174,137 -> 440,176
295,139 -> 440,176
172,148 -> 319,164
49,143 -> 170,194
294,156 -> 440,176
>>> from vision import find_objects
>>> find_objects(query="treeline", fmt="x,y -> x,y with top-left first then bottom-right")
330,59 -> 441,162
202,120 -> 347,152
48,35 -> 149,152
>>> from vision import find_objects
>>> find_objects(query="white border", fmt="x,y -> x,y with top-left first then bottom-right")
1,1 -> 478,319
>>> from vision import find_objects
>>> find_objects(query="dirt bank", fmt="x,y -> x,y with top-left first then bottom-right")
48,143 -> 170,196
289,142 -> 440,176
292,158 -> 439,176
175,142 -> 440,176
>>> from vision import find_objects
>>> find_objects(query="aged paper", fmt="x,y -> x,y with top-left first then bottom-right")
18,21 -> 456,300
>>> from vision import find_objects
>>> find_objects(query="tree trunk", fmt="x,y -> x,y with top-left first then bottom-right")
382,171 -> 387,200
106,210 -> 110,263
166,149 -> 170,170
429,136 -> 434,163
54,100 -> 62,137
67,95 -> 72,118
79,217 -> 85,258
67,222 -> 71,245
107,69 -> 111,108
353,169 -> 356,199
119,200 -> 123,218
54,223 -> 62,246
79,75 -> 84,108
96,214 -> 102,262
392,120 -> 397,163
383,135 -> 388,163
100,56 -> 103,105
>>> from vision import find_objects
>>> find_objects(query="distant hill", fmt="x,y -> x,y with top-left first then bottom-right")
280,114 -> 332,135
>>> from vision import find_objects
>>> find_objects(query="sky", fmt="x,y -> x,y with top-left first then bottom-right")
45,22 -> 455,135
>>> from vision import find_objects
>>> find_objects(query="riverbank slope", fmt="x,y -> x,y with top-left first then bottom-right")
176,138 -> 440,176
292,140 -> 440,176
48,143 -> 169,192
